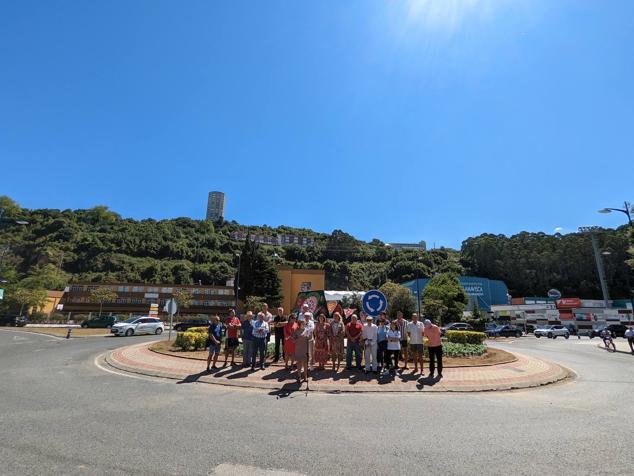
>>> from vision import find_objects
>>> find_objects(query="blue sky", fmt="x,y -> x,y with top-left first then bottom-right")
1,1 -> 633,248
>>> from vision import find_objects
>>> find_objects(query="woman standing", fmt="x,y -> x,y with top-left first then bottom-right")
377,317 -> 389,373
327,312 -> 345,371
283,314 -> 298,370
292,316 -> 310,382
313,313 -> 330,371
386,321 -> 401,375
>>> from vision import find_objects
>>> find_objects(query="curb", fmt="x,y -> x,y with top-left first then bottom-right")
101,343 -> 573,394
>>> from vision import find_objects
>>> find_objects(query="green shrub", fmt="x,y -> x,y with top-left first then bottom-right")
445,330 -> 487,345
188,326 -> 208,334
442,342 -> 487,357
192,332 -> 208,350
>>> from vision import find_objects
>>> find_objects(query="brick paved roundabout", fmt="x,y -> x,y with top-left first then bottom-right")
103,341 -> 573,393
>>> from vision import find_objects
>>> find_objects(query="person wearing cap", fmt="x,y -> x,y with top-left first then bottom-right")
292,314 -> 310,382
423,319 -> 443,378
362,315 -> 379,374
301,305 -> 316,371
345,314 -> 363,370
407,313 -> 425,375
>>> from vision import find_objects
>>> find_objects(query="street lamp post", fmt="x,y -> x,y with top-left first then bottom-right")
598,201 -> 634,318
578,227 -> 611,309
234,252 -> 242,309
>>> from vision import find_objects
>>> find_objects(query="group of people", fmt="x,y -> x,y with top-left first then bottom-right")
205,303 -> 444,383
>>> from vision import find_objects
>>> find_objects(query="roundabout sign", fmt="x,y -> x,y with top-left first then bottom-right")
362,289 -> 388,317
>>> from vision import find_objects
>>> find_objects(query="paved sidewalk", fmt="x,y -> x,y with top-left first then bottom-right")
104,341 -> 572,393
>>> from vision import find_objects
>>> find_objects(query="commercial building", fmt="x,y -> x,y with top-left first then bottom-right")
402,276 -> 509,311
206,191 -> 225,221
59,282 -> 235,318
278,267 -> 325,314
230,231 -> 315,247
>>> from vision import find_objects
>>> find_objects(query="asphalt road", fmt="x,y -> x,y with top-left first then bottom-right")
0,329 -> 633,476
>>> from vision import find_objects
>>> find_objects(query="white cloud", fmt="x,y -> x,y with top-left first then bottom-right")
554,227 -> 564,234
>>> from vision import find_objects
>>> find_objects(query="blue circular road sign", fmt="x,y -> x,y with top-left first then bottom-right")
362,290 -> 388,317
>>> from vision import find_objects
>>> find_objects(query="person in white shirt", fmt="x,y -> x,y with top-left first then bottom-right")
362,315 -> 379,374
386,321 -> 402,375
257,303 -> 274,356
406,313 -> 425,375
625,326 -> 634,354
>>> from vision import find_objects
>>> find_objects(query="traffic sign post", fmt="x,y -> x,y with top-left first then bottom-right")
362,290 -> 388,317
164,298 -> 178,340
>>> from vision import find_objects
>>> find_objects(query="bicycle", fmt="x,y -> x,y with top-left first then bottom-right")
602,336 -> 616,352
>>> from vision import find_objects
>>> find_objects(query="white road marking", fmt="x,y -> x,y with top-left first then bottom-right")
211,464 -> 304,476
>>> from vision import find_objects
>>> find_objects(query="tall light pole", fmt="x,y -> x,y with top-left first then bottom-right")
598,201 -> 633,227
579,226 -> 610,308
598,201 -> 634,317
234,252 -> 242,309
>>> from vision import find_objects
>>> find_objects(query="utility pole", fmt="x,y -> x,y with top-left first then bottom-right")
579,227 -> 610,308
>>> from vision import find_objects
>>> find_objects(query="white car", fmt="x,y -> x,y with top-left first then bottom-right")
534,325 -> 570,339
111,317 -> 164,337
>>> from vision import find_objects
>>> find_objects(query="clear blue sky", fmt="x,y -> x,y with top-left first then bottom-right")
1,1 -> 632,248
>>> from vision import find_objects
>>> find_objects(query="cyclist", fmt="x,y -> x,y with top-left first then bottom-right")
601,328 -> 616,352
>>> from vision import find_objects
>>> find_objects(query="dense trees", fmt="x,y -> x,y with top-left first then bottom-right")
461,229 -> 633,299
1,195 -> 632,315
422,273 -> 468,324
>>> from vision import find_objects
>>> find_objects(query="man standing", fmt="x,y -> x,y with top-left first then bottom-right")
407,313 -> 425,375
423,319 -> 443,378
241,311 -> 255,368
362,315 -> 379,374
257,303 -> 273,355
395,311 -> 409,370
345,314 -> 363,370
272,307 -> 287,363
252,312 -> 269,370
625,325 -> 634,354
223,309 -> 241,367
206,315 -> 222,372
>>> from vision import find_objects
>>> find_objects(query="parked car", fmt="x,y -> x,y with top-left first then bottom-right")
173,318 -> 209,332
487,325 -> 523,338
534,325 -> 570,339
111,317 -> 164,337
0,315 -> 28,327
441,322 -> 474,336
80,315 -> 121,328
589,324 -> 627,339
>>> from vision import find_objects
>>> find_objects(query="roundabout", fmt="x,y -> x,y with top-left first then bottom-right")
103,340 -> 572,393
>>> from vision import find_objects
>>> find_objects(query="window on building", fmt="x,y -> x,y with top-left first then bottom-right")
70,285 -> 84,292
161,287 -> 173,293
118,286 -> 129,292
147,287 -> 158,293
132,286 -> 144,293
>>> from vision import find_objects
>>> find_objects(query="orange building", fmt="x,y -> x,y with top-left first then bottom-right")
278,267 -> 325,313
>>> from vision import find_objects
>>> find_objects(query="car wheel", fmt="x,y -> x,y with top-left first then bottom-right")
548,333 -> 553,339
564,334 -> 569,339
125,329 -> 133,337
536,334 -> 541,338
516,331 -> 522,337
155,327 -> 163,335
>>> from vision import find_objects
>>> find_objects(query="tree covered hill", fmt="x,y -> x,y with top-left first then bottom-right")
0,195 -> 631,300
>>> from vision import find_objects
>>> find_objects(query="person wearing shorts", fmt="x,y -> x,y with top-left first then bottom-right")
206,315 -> 222,372
407,313 -> 425,375
223,309 -> 241,367
625,326 -> 634,354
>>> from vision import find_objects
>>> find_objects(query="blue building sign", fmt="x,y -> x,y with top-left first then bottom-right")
401,276 -> 509,311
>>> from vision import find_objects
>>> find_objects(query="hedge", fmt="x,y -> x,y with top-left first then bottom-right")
187,326 -> 208,334
445,330 -> 487,345
175,332 -> 208,351
441,342 -> 486,357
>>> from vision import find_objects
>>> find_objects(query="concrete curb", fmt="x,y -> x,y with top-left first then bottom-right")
102,342 -> 573,394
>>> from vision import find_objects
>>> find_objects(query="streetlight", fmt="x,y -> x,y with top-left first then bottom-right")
234,252 -> 242,309
578,226 -> 610,308
598,201 -> 633,226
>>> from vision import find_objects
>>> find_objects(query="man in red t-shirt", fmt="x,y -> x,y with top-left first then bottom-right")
223,309 -> 241,366
345,314 -> 363,371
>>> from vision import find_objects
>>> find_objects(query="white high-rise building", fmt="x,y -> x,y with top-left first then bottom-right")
206,191 -> 225,221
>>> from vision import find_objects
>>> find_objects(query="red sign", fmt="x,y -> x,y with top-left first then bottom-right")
559,310 -> 574,321
556,298 -> 582,309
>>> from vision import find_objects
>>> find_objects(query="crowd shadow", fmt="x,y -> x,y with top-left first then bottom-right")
176,371 -> 208,384
416,375 -> 442,390
268,381 -> 304,398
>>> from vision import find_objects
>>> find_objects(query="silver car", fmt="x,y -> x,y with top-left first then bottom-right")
111,317 -> 164,337
534,325 -> 570,339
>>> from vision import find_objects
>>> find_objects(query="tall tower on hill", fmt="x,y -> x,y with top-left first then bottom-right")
206,191 -> 225,221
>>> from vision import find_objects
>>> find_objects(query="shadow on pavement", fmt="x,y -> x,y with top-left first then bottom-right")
176,371 -> 208,384
416,375 -> 441,390
268,381 -> 303,398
